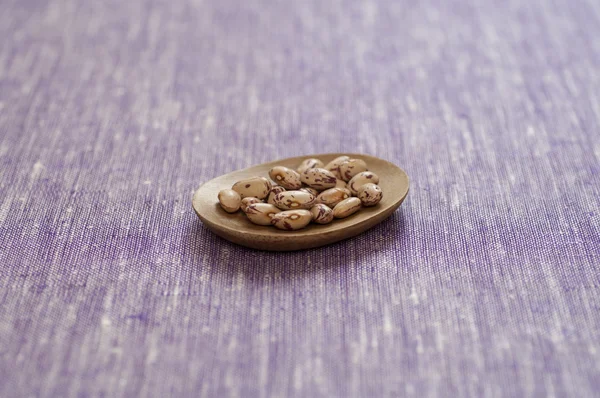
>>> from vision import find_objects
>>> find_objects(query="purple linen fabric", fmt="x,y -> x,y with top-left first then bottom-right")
1,0 -> 600,396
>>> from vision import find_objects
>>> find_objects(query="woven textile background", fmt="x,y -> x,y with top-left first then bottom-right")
1,0 -> 600,396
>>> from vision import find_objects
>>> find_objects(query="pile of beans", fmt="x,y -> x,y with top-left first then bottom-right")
217,156 -> 382,231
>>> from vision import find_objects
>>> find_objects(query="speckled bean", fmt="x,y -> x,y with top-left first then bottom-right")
270,210 -> 312,230
310,204 -> 334,224
297,158 -> 324,174
273,190 -> 316,210
232,177 -> 272,199
267,186 -> 286,205
324,156 -> 350,179
300,168 -> 338,190
357,183 -> 383,206
347,171 -> 380,195
333,197 -> 362,218
243,203 -> 281,225
218,189 -> 241,213
339,159 -> 368,181
241,197 -> 262,212
268,166 -> 302,190
316,188 -> 350,208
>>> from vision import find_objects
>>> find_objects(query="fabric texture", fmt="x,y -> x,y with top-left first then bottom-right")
1,0 -> 599,396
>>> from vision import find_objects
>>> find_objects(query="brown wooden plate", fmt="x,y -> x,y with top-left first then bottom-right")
192,153 -> 409,251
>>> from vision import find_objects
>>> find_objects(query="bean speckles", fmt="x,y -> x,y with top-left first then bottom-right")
347,171 -> 380,195
232,177 -> 272,199
316,188 -> 350,208
300,168 -> 338,190
268,166 -> 302,190
339,159 -> 368,181
333,197 -> 362,218
267,186 -> 286,205
324,156 -> 350,179
273,190 -> 316,210
244,203 -> 281,225
358,183 -> 383,206
241,197 -> 262,212
271,210 -> 312,230
297,158 -> 324,174
310,204 -> 334,224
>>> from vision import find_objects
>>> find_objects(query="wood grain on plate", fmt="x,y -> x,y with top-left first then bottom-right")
192,153 -> 409,251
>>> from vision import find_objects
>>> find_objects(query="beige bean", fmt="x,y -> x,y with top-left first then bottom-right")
339,159 -> 368,181
218,189 -> 241,213
324,155 -> 350,179
267,186 -> 286,205
268,166 -> 302,190
273,190 -> 316,210
297,158 -> 324,174
347,171 -> 380,195
232,177 -> 272,199
300,168 -> 337,190
357,183 -> 383,207
241,197 -> 262,212
271,210 -> 312,230
310,204 -> 334,224
316,188 -> 350,208
299,186 -> 319,196
333,197 -> 362,218
243,203 -> 281,225
335,178 -> 347,190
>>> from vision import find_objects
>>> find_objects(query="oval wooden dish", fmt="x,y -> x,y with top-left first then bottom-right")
192,153 -> 409,251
